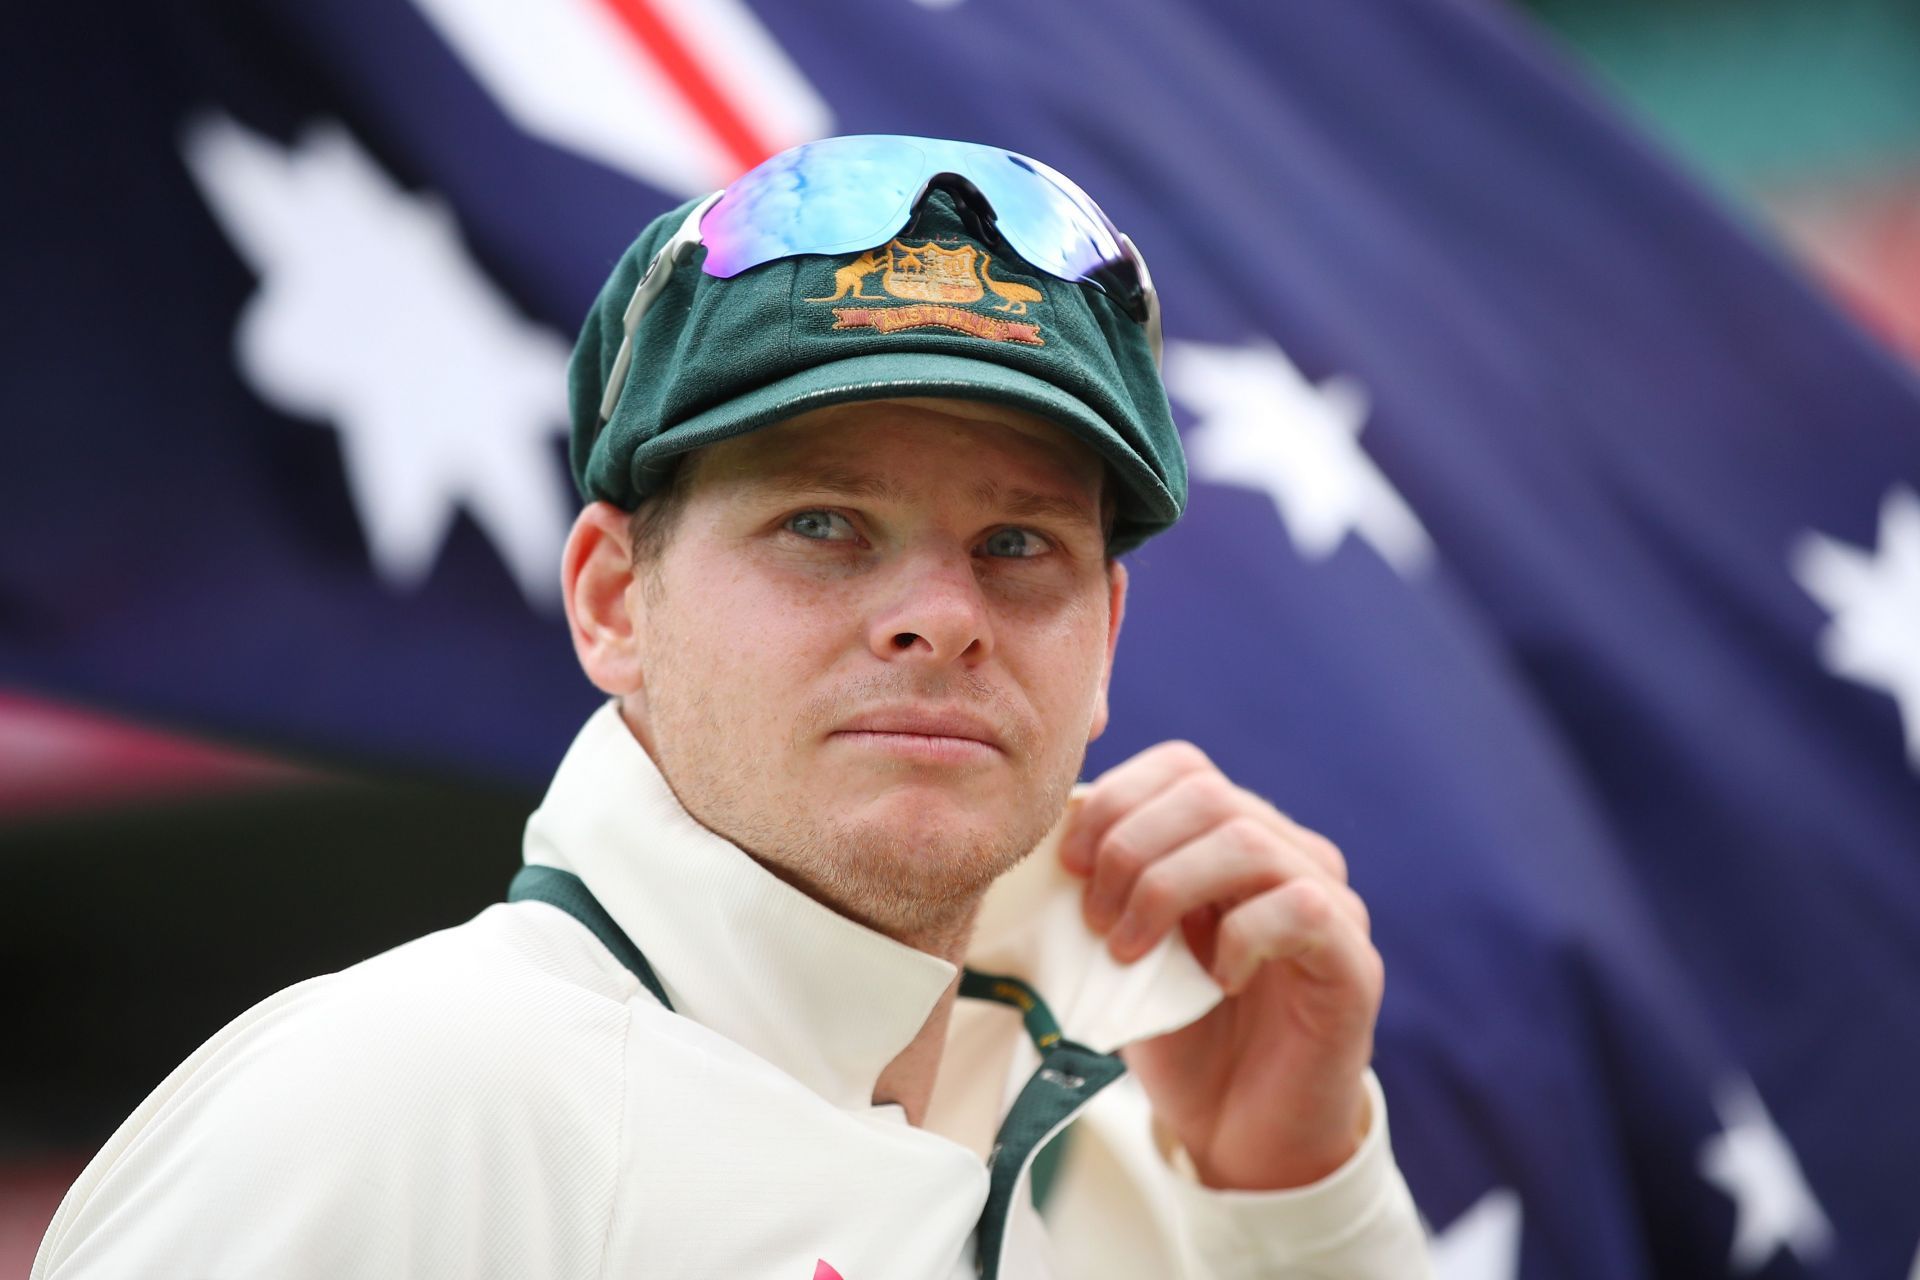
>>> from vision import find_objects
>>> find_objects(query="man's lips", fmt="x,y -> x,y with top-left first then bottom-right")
830,707 -> 1008,756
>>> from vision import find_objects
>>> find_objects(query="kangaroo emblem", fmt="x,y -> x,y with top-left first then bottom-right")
978,253 -> 1044,314
807,249 -> 887,302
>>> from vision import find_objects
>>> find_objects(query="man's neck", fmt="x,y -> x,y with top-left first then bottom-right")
872,971 -> 963,1125
867,900 -> 984,1125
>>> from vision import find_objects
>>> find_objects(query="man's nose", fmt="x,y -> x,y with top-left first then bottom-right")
867,548 -> 993,666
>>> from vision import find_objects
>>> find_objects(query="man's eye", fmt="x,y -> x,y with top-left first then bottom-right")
981,527 -> 1050,558
785,510 -> 856,541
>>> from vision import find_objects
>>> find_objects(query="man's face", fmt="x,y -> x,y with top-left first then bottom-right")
620,397 -> 1125,942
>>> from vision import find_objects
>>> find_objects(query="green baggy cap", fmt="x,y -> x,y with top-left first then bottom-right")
569,189 -> 1187,553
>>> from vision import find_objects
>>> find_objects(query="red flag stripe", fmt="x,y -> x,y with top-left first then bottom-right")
595,0 -> 776,176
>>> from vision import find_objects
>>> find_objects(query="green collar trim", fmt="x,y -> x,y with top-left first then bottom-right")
508,864 -> 672,1010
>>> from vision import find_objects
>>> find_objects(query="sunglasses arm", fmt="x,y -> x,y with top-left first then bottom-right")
1118,232 -> 1163,370
598,190 -> 726,425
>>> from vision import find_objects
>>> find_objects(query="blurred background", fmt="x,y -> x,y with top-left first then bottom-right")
4,0 -> 1918,1276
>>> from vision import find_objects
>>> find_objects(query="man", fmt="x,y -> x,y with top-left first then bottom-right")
36,136 -> 1429,1277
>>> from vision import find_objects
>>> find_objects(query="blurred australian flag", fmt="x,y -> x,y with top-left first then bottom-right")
6,0 -> 1919,1275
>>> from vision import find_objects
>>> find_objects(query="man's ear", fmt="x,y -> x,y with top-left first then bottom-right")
1087,558 -> 1128,743
562,501 -> 647,697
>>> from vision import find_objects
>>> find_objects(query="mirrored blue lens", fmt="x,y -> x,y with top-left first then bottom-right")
697,136 -> 930,277
698,135 -> 1129,298
964,148 -> 1121,285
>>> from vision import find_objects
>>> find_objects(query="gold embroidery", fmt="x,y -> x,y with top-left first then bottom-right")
805,248 -> 887,302
810,239 -> 1048,344
831,305 -> 1043,346
979,253 -> 1044,314
883,240 -> 984,303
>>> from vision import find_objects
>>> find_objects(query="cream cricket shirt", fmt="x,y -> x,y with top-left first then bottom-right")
36,703 -> 1430,1279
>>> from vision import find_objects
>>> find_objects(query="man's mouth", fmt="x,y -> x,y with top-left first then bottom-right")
830,707 -> 1007,762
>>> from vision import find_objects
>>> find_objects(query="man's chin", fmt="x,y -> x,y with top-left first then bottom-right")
838,780 -> 1023,841
815,817 -> 1030,939
757,778 -> 1069,942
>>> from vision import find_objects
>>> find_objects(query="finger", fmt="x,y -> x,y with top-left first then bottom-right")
1213,879 -> 1383,1000
1223,792 -> 1349,885
1267,809 -> 1348,884
1084,775 -> 1370,942
1104,816 -> 1333,960
1081,768 -> 1242,929
1059,740 -> 1215,874
1063,750 -> 1351,892
1120,839 -> 1371,960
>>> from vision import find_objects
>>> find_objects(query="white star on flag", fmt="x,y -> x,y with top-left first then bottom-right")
1164,338 -> 1433,577
1697,1076 -> 1833,1272
1427,1186 -> 1522,1280
181,112 -> 573,611
1790,483 -> 1920,771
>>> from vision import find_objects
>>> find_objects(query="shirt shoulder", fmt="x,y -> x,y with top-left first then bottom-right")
36,902 -> 641,1279
190,900 -> 642,1119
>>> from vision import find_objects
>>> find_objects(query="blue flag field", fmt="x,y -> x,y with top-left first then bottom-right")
6,1 -> 1919,1275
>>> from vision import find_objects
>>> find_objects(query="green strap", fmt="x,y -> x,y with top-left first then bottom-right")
507,865 -> 673,1011
959,970 -> 1065,1049
961,969 -> 1128,1279
503,871 -> 1125,1279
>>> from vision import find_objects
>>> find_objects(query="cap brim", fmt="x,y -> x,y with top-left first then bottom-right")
628,351 -> 1179,550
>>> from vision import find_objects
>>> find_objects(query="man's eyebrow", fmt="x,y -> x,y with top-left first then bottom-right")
754,468 -> 912,504
969,479 -> 1099,527
753,469 -> 1098,526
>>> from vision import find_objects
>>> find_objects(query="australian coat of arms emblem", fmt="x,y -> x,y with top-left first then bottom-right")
809,238 -> 1046,345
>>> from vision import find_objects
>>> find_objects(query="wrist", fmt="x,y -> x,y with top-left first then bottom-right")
1187,1084 -> 1371,1191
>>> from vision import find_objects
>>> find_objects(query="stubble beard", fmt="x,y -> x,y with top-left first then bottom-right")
747,789 -> 1064,951
641,667 -> 1082,953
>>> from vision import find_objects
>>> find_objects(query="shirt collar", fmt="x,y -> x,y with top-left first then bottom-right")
523,701 -> 1220,1109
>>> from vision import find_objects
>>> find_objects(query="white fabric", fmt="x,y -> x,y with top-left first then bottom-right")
35,701 -> 1431,1278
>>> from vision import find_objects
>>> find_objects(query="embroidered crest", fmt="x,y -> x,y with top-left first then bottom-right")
809,238 -> 1046,345
882,240 -> 982,303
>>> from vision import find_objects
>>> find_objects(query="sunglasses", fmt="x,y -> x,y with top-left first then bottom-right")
600,134 -> 1162,425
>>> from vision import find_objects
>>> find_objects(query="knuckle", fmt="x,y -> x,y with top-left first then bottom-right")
1307,832 -> 1349,882
1346,887 -> 1372,937
1099,829 -> 1154,878
1361,948 -> 1387,1000
1163,770 -> 1208,810
1283,877 -> 1333,927
1216,902 -> 1258,955
1131,863 -> 1179,920
1273,808 -> 1345,875
1220,814 -> 1274,862
1157,739 -> 1212,774
1174,767 -> 1235,809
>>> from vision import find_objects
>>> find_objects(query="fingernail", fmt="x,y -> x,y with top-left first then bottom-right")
1108,919 -> 1143,958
